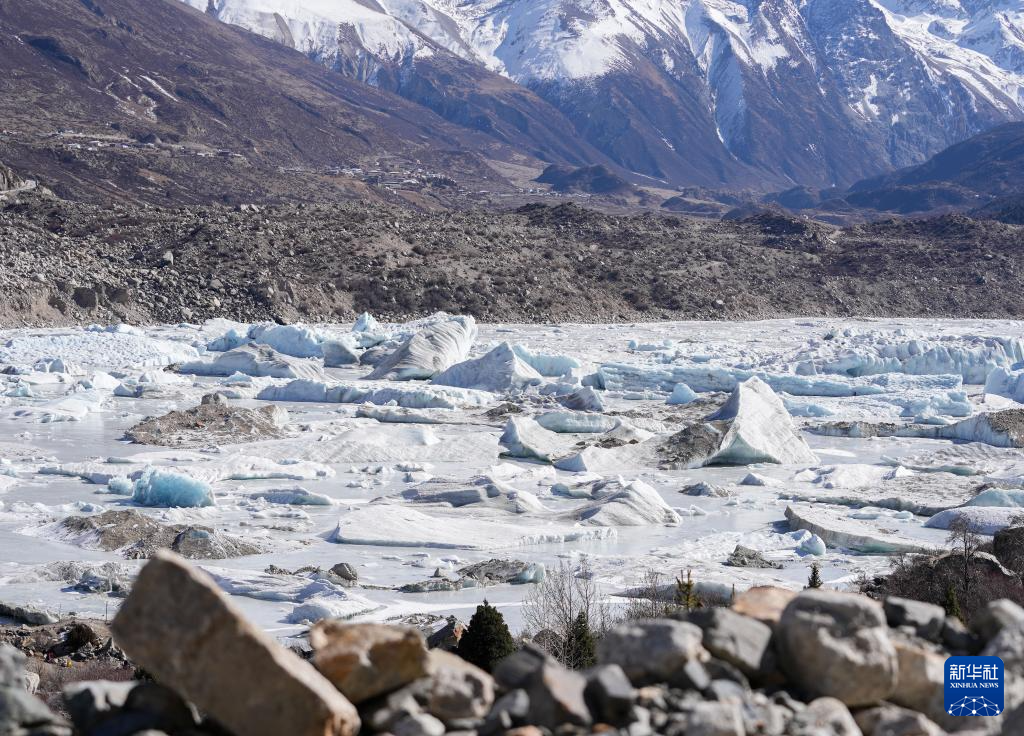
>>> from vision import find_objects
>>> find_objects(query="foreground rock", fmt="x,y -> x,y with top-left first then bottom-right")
111,551 -> 360,736
1,643 -> 71,736
311,622 -> 430,704
776,590 -> 898,706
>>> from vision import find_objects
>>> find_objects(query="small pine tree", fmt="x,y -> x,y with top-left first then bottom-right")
563,612 -> 596,670
675,569 -> 701,611
807,562 -> 823,589
945,583 -> 964,623
456,600 -> 517,672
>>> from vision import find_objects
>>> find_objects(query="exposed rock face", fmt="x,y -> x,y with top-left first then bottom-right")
776,590 -> 898,706
0,162 -> 23,192
111,551 -> 360,736
311,622 -> 430,704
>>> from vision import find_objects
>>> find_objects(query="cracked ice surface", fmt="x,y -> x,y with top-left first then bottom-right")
2,316 -> 1024,637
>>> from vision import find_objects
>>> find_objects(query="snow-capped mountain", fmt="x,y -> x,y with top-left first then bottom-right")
183,0 -> 1024,188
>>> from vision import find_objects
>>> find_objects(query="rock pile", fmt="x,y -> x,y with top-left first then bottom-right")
124,392 -> 291,448
5,552 -> 1024,736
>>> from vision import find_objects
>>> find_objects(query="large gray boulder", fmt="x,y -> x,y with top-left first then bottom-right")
776,590 -> 898,706
597,619 -> 708,686
111,551 -> 360,736
493,646 -> 591,729
685,607 -> 777,683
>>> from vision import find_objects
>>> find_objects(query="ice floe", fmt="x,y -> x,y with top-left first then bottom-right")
432,342 -> 542,392
178,345 -> 322,380
364,315 -> 477,381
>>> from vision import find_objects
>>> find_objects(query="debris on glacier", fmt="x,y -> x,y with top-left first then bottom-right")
178,344 -> 322,380
658,378 -> 816,468
918,409 -> 1024,448
554,385 -> 605,412
54,509 -> 261,558
364,315 -> 477,381
125,393 -> 290,448
131,468 -> 215,508
431,342 -> 543,392
706,377 -> 817,465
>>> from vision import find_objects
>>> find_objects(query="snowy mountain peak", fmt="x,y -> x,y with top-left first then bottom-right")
179,0 -> 1024,188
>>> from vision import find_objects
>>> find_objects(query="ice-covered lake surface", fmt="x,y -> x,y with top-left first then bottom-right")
2,315 -> 1024,640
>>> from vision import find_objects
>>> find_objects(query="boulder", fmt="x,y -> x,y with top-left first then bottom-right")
788,697 -> 860,736
311,622 -> 429,704
725,545 -> 782,569
64,680 -> 197,735
889,639 -> 953,730
329,562 -> 359,582
883,597 -> 946,641
493,647 -> 591,729
732,586 -> 797,626
672,701 -> 744,735
854,704 -> 944,736
418,649 -> 494,723
685,608 -> 777,682
584,664 -> 635,727
974,599 -> 1024,643
111,551 -> 359,736
597,619 -> 707,686
776,590 -> 898,706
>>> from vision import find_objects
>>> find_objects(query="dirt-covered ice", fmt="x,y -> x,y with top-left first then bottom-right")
1,315 -> 1023,637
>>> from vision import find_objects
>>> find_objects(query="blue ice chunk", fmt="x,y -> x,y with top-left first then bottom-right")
132,468 -> 214,508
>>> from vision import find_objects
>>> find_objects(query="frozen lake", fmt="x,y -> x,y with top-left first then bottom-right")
1,315 -> 1023,639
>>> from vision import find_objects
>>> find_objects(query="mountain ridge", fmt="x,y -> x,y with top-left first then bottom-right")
183,0 -> 1024,189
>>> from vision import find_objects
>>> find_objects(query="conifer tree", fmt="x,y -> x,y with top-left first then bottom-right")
563,612 -> 596,669
807,562 -> 823,589
456,600 -> 517,672
675,569 -> 700,611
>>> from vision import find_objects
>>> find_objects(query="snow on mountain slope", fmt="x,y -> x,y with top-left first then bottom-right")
182,0 -> 1024,187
